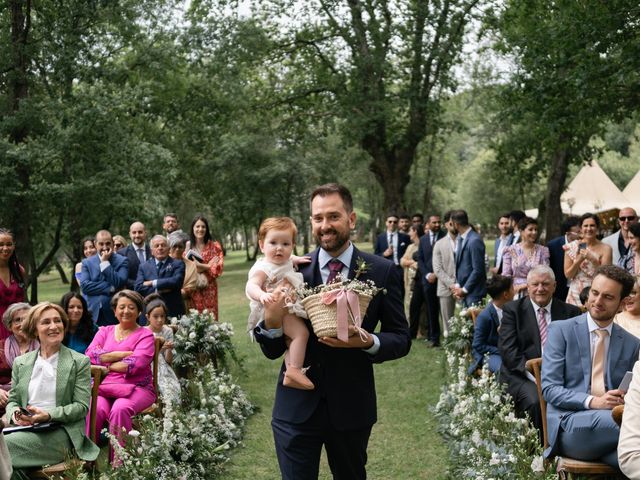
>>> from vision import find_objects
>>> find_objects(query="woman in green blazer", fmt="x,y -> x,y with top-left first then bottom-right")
5,302 -> 99,479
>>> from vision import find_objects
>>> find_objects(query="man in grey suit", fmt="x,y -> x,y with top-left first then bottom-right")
432,211 -> 457,336
542,265 -> 640,467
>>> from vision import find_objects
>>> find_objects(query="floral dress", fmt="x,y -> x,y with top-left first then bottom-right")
502,244 -> 550,298
148,325 -> 181,405
191,241 -> 224,320
564,240 -> 598,306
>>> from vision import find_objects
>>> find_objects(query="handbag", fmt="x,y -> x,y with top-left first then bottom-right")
98,382 -> 136,399
196,272 -> 209,290
182,258 -> 198,291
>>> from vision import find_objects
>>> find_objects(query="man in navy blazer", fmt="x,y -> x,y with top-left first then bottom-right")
135,235 -> 185,318
118,221 -> 152,290
79,230 -> 128,326
374,214 -> 410,268
450,210 -> 486,306
254,184 -> 411,480
542,265 -> 640,467
546,216 -> 580,301
417,214 -> 445,346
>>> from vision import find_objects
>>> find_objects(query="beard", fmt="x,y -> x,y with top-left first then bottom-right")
314,226 -> 350,254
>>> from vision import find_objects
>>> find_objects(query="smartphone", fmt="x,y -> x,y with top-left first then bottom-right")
578,242 -> 587,250
18,407 -> 33,417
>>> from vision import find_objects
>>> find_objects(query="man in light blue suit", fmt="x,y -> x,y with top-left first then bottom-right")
542,265 -> 640,468
450,209 -> 486,307
79,230 -> 128,326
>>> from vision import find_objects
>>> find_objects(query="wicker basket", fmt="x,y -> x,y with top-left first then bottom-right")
301,290 -> 372,338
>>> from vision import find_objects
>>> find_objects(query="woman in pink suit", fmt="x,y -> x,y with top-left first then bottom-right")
85,289 -> 155,455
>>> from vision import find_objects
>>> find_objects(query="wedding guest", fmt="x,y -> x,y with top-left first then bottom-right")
432,211 -> 458,337
185,216 -> 224,319
490,213 -> 513,275
5,303 -> 99,475
619,223 -> 640,275
112,235 -> 128,253
168,231 -> 196,310
400,223 -> 423,317
86,290 -> 155,459
61,292 -> 97,354
564,213 -> 612,306
614,276 -> 640,338
547,216 -> 580,301
398,214 -> 411,234
469,275 -> 514,374
0,228 -> 26,340
619,358 -> 640,476
502,217 -> 550,298
603,207 -> 638,265
74,236 -> 96,285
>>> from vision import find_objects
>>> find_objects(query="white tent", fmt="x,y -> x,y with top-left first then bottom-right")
622,170 -> 640,214
525,161 -> 630,218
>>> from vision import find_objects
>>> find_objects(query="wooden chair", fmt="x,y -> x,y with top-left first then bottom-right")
29,364 -> 108,479
525,358 -> 624,479
139,336 -> 165,416
612,405 -> 624,427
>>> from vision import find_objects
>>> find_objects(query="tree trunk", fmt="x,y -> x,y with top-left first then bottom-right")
54,261 -> 69,284
544,147 -> 571,240
368,149 -> 413,214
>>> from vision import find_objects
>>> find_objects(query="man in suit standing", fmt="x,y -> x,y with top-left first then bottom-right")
499,265 -> 581,437
374,214 -> 410,270
450,210 -> 486,306
119,221 -> 152,290
79,230 -> 128,326
490,213 -> 512,275
542,265 -> 640,467
546,216 -> 580,301
417,214 -> 445,346
602,207 -> 638,265
254,183 -> 411,480
509,210 -> 526,244
162,213 -> 182,236
135,235 -> 185,318
432,211 -> 457,338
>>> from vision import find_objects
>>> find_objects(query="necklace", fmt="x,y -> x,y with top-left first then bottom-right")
115,324 -> 138,342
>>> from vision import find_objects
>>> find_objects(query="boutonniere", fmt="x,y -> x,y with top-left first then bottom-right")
354,257 -> 370,279
400,242 -> 406,247
166,264 -> 173,272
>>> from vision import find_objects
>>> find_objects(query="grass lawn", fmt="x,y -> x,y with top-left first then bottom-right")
35,246 -> 450,479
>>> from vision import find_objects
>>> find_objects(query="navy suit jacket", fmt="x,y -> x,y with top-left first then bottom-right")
79,253 -> 128,325
119,244 -> 152,290
417,230 -> 446,286
254,246 -> 411,431
455,229 -> 487,306
374,231 -> 410,263
470,302 -> 500,373
135,257 -> 186,317
547,235 -> 569,301
542,315 -> 640,457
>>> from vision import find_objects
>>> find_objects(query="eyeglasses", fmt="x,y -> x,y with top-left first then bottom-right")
619,216 -> 637,222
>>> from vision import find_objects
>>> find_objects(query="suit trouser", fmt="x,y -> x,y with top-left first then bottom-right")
272,399 -> 372,480
556,410 -> 620,467
507,379 -> 543,445
409,278 -> 427,338
438,295 -> 455,337
423,283 -> 440,344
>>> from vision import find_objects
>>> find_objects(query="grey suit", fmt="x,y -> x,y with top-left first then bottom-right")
432,235 -> 456,335
542,315 -> 640,466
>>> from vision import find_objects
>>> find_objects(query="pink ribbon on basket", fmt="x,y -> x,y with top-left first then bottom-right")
321,288 -> 363,342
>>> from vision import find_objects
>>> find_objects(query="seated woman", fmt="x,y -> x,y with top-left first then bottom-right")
144,295 -> 180,405
61,292 -> 97,354
85,290 -> 155,457
614,276 -> 640,338
469,275 -> 514,374
5,302 -> 99,478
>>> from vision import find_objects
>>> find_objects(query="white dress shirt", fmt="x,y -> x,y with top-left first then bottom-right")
28,351 -> 59,411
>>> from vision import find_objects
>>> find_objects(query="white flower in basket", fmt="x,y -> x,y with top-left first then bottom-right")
298,263 -> 384,341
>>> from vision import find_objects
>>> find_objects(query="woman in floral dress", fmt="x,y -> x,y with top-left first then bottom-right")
502,217 -> 550,298
185,215 -> 224,320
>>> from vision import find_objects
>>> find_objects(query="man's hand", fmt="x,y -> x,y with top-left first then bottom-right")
383,246 -> 393,258
451,285 -> 465,299
426,273 -> 437,284
143,280 -> 154,287
318,325 -> 374,349
99,247 -> 113,262
589,389 -> 625,410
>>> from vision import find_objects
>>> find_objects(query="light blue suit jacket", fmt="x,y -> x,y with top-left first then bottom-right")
455,229 -> 486,306
79,253 -> 128,324
542,314 -> 640,458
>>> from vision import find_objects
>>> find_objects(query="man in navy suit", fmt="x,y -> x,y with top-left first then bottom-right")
135,235 -> 185,318
490,213 -> 512,275
374,214 -> 410,269
542,265 -> 640,467
79,230 -> 128,326
546,216 -> 580,301
417,214 -> 445,346
119,221 -> 152,290
254,183 -> 411,480
450,210 -> 486,306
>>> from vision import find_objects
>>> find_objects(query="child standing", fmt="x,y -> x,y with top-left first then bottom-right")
246,217 -> 313,390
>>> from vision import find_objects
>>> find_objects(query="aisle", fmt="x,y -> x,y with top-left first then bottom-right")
217,251 -> 449,479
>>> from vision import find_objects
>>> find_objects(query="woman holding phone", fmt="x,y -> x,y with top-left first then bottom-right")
563,213 -> 612,306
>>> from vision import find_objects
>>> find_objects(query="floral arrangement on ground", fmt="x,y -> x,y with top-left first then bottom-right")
434,309 -> 555,479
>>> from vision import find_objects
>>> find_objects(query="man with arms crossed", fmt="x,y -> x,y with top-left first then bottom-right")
254,183 -> 411,480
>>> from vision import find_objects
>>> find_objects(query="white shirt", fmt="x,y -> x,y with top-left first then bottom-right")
28,351 -> 59,411
496,235 -> 509,268
319,244 -> 353,283
387,231 -> 399,265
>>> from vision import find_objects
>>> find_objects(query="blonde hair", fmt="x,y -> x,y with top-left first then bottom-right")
258,217 -> 298,243
22,303 -> 68,340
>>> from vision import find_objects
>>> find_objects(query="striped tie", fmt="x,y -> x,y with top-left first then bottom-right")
537,308 -> 548,347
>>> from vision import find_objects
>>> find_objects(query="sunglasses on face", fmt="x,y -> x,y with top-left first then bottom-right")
619,216 -> 637,222
387,220 -> 398,224
114,243 -> 124,248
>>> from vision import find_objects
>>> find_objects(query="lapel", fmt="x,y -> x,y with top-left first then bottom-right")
302,249 -> 322,287
56,346 -> 72,406
489,303 -> 500,330
17,351 -> 38,406
347,246 -> 361,281
573,316 -> 592,388
456,231 -> 470,268
607,323 -> 625,389
524,299 -> 542,354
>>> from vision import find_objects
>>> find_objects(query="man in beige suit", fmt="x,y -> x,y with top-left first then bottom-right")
618,358 -> 640,477
433,211 -> 457,336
